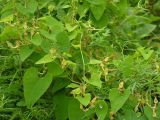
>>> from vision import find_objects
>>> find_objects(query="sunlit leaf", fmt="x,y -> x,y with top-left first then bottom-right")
109,88 -> 131,113
23,67 -> 53,108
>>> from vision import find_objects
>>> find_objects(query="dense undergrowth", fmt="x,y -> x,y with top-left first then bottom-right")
0,0 -> 160,120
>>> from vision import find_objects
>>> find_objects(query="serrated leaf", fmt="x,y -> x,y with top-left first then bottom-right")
19,46 -> 34,62
23,67 -> 53,108
35,54 -> 56,64
76,93 -> 91,107
95,100 -> 108,120
109,88 -> 131,113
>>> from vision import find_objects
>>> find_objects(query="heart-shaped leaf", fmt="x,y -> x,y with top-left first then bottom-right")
23,67 -> 53,108
95,100 -> 108,120
109,88 -> 131,113
76,93 -> 91,107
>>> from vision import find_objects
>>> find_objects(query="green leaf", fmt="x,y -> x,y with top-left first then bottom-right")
137,47 -> 154,60
116,0 -> 128,15
95,100 -> 108,120
109,88 -> 131,113
19,46 -> 34,62
76,93 -> 91,107
86,0 -> 106,5
0,26 -> 19,42
114,56 -> 134,77
39,29 -> 56,41
16,0 -> 38,16
30,34 -> 43,46
23,67 -> 53,108
56,32 -> 70,53
88,59 -> 102,64
38,0 -> 51,9
91,4 -> 106,20
88,67 -> 102,88
67,83 -> 80,88
118,110 -> 139,120
47,62 -> 63,76
77,2 -> 90,18
144,106 -> 154,120
26,0 -> 38,14
52,79 -> 70,94
53,92 -> 70,120
134,24 -> 156,38
38,16 -> 64,32
68,99 -> 84,120
35,54 -> 56,64
0,14 -> 13,23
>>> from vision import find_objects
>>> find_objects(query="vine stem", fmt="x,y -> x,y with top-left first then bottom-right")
80,33 -> 85,77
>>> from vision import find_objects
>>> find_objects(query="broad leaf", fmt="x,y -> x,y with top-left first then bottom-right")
19,46 -> 34,62
76,93 -> 91,107
47,62 -> 63,76
95,100 -> 108,120
86,0 -> 106,5
88,59 -> 102,64
91,4 -> 106,20
35,54 -> 56,64
77,2 -> 90,19
56,32 -> 70,53
30,34 -> 43,46
68,99 -> 84,120
0,14 -> 13,23
23,67 -> 53,108
38,16 -> 64,32
53,92 -> 70,120
134,24 -> 156,38
109,88 -> 131,113
144,106 -> 154,120
0,26 -> 19,42
88,67 -> 102,88
52,79 -> 70,94
16,0 -> 37,16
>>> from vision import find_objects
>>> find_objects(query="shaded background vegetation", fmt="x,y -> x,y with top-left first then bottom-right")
0,0 -> 160,120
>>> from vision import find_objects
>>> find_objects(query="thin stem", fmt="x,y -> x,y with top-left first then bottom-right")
80,33 -> 85,77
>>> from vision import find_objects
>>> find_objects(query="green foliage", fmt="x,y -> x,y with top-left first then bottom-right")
23,67 -> 53,108
0,0 -> 160,119
109,88 -> 131,113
